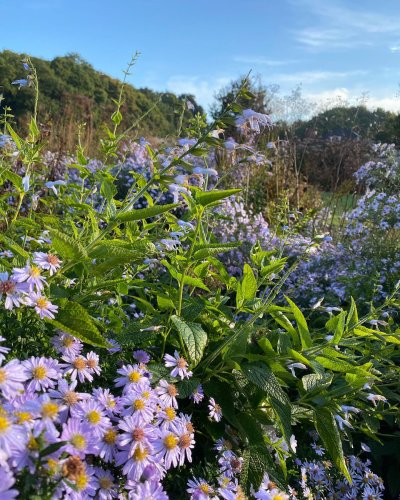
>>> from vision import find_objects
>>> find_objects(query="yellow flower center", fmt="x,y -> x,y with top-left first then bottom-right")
63,337 -> 74,347
41,402 -> 59,419
71,434 -> 86,450
0,415 -> 10,434
0,369 -> 6,384
15,411 -> 32,424
128,371 -> 141,383
47,458 -> 58,475
87,410 -> 101,425
75,472 -> 88,491
165,407 -> 176,420
106,397 -> 115,408
133,399 -> 145,411
28,435 -> 39,450
163,433 -> 178,450
36,297 -> 48,309
133,446 -> 149,461
272,495 -> 285,500
142,391 -> 150,400
33,366 -> 47,380
99,477 -> 113,489
30,266 -> 41,278
200,484 -> 211,494
103,429 -> 117,445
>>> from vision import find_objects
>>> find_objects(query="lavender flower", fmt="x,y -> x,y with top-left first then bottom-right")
164,351 -> 193,380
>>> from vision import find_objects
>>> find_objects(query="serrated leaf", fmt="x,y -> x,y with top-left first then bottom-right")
48,301 -> 109,348
115,203 -> 178,222
314,408 -> 351,482
285,296 -> 312,349
0,234 -> 29,259
242,362 -> 291,443
171,315 -> 207,365
241,445 -> 284,494
195,188 -> 241,207
302,373 -> 333,392
50,229 -> 87,261
193,242 -> 241,260
242,264 -> 257,301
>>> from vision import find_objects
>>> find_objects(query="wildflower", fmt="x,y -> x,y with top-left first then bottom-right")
208,397 -> 223,422
0,272 -> 29,310
154,428 -> 181,468
164,351 -> 193,380
0,467 -> 19,499
44,180 -> 67,195
235,109 -> 272,133
33,252 -> 62,275
73,400 -> 110,437
335,414 -> 353,431
25,292 -> 58,319
51,332 -> 83,357
133,349 -> 151,364
190,384 -> 204,404
106,339 -> 121,354
120,390 -> 155,423
93,387 -> 121,417
22,356 -> 60,392
86,351 -> 101,376
12,263 -> 46,291
116,444 -> 157,481
361,442 -> 371,453
156,379 -> 179,408
129,480 -> 169,500
49,379 -> 88,421
172,417 -> 195,465
22,174 -> 30,192
0,359 -> 29,399
63,462 -> 97,498
118,416 -> 158,454
193,167 -> 219,177
11,79 -> 29,88
218,450 -> 243,478
0,337 -> 10,363
0,411 -> 27,456
99,426 -> 119,463
366,394 -> 388,406
187,477 -> 215,499
93,467 -> 118,499
311,443 -> 325,456
61,354 -> 93,383
61,418 -> 98,457
114,364 -> 147,388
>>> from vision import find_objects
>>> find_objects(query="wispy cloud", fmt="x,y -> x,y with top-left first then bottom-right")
233,56 -> 299,67
271,70 -> 368,85
390,45 -> 400,53
292,0 -> 400,49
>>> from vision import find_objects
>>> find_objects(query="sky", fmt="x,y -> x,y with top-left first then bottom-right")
2,0 -> 400,114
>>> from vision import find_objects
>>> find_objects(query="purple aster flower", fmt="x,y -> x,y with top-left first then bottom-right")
129,480 -> 169,500
115,444 -> 158,481
106,339 -> 121,354
0,359 -> 29,399
25,292 -> 58,319
114,364 -> 147,388
164,351 -> 193,380
190,384 -> 204,404
61,418 -> 98,458
12,263 -> 46,291
86,351 -> 101,376
0,336 -> 10,363
22,356 -> 60,392
98,426 -> 119,463
51,332 -> 83,357
0,272 -> 29,310
118,415 -> 159,454
61,354 -> 93,383
11,79 -> 29,88
120,389 -> 155,424
156,379 -> 179,409
93,387 -> 121,417
133,349 -> 151,364
171,416 -> 195,465
93,467 -> 118,499
156,406 -> 179,430
0,410 -> 27,457
187,477 -> 215,500
62,462 -> 97,499
32,252 -> 62,275
72,400 -> 110,437
208,398 -> 223,422
48,379 -> 89,422
0,467 -> 19,499
218,451 -> 243,478
154,428 -> 181,469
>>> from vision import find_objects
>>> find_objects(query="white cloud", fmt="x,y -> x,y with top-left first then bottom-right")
271,70 -> 368,85
390,45 -> 400,53
165,75 -> 232,110
233,56 -> 298,67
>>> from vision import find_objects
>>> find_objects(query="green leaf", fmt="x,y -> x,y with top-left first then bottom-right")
241,445 -> 284,494
1,169 -> 23,191
177,378 -> 201,399
195,188 -> 241,207
193,242 -> 241,260
242,362 -> 291,443
0,234 -> 29,259
285,296 -> 312,349
332,310 -> 347,344
314,408 -> 351,482
50,229 -> 87,261
171,316 -> 207,365
48,301 -> 109,348
242,264 -> 257,301
302,373 -> 333,392
115,203 -> 178,222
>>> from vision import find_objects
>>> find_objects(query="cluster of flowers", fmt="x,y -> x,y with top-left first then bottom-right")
0,331 -> 232,498
0,252 -> 61,318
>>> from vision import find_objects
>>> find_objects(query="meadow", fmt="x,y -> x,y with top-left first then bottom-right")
0,57 -> 399,499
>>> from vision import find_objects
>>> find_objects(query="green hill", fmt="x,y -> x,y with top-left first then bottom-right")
0,50 -> 203,151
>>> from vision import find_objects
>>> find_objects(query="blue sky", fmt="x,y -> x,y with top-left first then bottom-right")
2,0 -> 400,113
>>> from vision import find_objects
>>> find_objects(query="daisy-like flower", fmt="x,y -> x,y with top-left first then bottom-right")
25,292 -> 58,319
190,384 -> 204,404
0,272 -> 29,310
129,480 -> 169,500
86,351 -> 101,376
120,391 -> 155,424
114,364 -> 147,388
33,252 -> 62,276
118,416 -> 159,455
171,417 -> 195,465
164,351 -> 193,380
208,398 -> 223,422
156,380 -> 179,409
93,467 -> 118,500
106,339 -> 121,354
116,444 -> 157,481
0,410 -> 27,456
49,379 -> 89,422
154,428 -> 181,469
156,406 -> 179,430
51,332 -> 83,357
187,477 -> 215,500
12,263 -> 46,291
61,418 -> 98,458
218,451 -> 243,478
61,354 -> 93,383
0,467 -> 19,499
0,359 -> 29,400
62,462 -> 97,499
93,388 -> 121,418
133,349 -> 151,364
98,426 -> 119,463
73,400 -> 110,437
22,356 -> 60,392
0,336 -> 10,363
